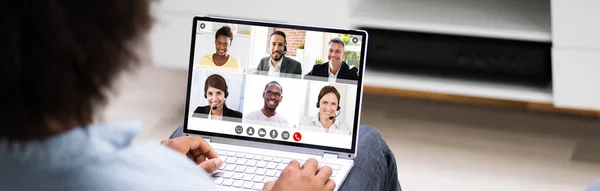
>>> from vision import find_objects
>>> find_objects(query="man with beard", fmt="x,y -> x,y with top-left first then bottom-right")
244,81 -> 289,128
256,31 -> 302,77
306,38 -> 358,83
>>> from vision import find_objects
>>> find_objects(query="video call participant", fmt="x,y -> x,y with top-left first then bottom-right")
193,74 -> 242,122
305,38 -> 358,82
197,26 -> 240,70
256,31 -> 302,77
244,81 -> 289,128
300,86 -> 351,134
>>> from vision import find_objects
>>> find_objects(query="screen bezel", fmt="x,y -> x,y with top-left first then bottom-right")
183,16 -> 367,154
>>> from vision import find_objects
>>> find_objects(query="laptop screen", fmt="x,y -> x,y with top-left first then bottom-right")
184,17 -> 366,152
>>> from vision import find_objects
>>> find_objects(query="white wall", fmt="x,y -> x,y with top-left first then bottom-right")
248,26 -> 270,70
302,31 -> 326,75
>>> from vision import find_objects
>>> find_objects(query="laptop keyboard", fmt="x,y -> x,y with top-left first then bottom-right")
211,150 -> 341,190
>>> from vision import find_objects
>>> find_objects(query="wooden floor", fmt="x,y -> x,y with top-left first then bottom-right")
101,66 -> 600,191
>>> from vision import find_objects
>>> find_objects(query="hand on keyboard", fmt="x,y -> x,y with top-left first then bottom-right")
160,136 -> 223,173
262,158 -> 335,191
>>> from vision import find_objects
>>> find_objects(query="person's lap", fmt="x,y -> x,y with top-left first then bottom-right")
169,125 -> 402,191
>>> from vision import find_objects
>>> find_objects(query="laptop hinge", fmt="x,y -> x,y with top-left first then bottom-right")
322,152 -> 339,159
203,137 -> 212,143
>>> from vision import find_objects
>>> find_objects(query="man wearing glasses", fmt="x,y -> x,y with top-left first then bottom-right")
244,81 -> 289,128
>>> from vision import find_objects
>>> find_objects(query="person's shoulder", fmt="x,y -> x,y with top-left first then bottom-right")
258,56 -> 270,65
225,107 -> 243,118
246,109 -> 261,117
276,113 -> 289,123
106,143 -> 218,190
314,62 -> 327,69
347,65 -> 359,73
260,56 -> 270,62
339,121 -> 351,130
198,54 -> 213,65
200,54 -> 212,62
257,57 -> 270,69
32,143 -> 216,191
586,178 -> 600,191
225,56 -> 240,68
284,56 -> 301,65
342,63 -> 359,79
194,106 -> 209,114
228,55 -> 240,63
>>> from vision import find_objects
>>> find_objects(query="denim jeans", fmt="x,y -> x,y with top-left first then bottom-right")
170,125 -> 402,191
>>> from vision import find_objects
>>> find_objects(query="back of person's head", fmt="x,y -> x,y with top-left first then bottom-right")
204,74 -> 228,94
0,0 -> 152,142
215,26 -> 234,42
318,86 -> 341,102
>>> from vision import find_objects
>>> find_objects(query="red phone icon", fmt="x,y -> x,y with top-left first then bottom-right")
293,132 -> 302,141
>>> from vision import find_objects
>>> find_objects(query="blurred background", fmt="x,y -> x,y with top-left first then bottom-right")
102,0 -> 600,190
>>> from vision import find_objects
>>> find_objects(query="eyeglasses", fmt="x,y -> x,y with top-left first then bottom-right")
264,90 -> 282,98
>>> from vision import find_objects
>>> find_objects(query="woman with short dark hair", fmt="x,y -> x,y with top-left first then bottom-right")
197,26 -> 241,70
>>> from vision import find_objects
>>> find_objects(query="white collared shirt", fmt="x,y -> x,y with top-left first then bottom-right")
207,109 -> 222,120
328,62 -> 339,82
300,115 -> 351,135
268,58 -> 282,76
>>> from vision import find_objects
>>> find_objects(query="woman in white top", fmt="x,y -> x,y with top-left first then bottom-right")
300,86 -> 351,135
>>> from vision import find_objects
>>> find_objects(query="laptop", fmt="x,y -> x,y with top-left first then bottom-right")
183,16 -> 368,190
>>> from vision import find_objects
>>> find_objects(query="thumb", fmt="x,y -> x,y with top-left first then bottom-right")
263,181 -> 275,191
199,158 -> 223,173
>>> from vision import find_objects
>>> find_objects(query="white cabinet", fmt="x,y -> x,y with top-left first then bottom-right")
551,0 -> 600,49
552,48 -> 600,111
551,0 -> 600,110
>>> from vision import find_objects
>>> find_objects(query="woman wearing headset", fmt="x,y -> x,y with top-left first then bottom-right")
300,86 -> 351,134
193,74 -> 242,122
197,26 -> 240,71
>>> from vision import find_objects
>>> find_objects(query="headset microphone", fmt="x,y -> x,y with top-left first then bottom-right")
317,102 -> 341,120
328,110 -> 341,120
211,106 -> 218,110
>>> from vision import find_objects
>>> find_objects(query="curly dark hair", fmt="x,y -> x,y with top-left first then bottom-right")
215,26 -> 234,42
0,0 -> 153,141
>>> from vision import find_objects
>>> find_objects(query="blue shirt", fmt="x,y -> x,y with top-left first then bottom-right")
0,121 -> 218,191
587,179 -> 600,191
